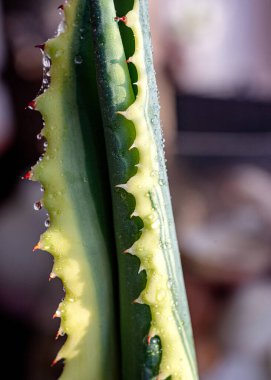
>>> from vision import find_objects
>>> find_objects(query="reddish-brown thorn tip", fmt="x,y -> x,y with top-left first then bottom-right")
50,358 -> 58,367
57,4 -> 64,11
34,44 -> 45,51
53,310 -> 61,319
33,242 -> 41,252
25,100 -> 36,110
21,171 -> 32,180
147,335 -> 151,345
114,16 -> 127,24
55,330 -> 61,340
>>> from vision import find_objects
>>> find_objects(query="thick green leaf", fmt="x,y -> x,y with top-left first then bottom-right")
32,1 -> 119,378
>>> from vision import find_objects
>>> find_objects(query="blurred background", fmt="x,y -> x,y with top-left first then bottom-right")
1,0 -> 271,379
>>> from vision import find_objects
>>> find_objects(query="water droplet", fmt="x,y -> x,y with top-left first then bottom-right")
147,214 -> 155,222
158,178 -> 165,186
42,54 -> 51,68
151,115 -> 159,124
40,185 -> 44,192
160,240 -> 171,250
43,141 -> 48,148
43,77 -> 49,87
74,55 -> 83,64
34,201 -> 42,211
156,289 -> 166,302
55,50 -> 62,59
120,192 -> 127,200
45,218 -> 50,227
151,219 -> 160,229
151,170 -> 158,177
57,20 -> 66,35
69,298 -> 75,303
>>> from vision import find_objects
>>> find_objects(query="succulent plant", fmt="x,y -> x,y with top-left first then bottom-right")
27,0 -> 198,379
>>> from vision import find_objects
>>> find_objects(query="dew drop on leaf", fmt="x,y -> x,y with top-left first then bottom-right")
34,201 -> 42,211
45,218 -> 50,227
156,289 -> 166,302
74,55 -> 83,64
